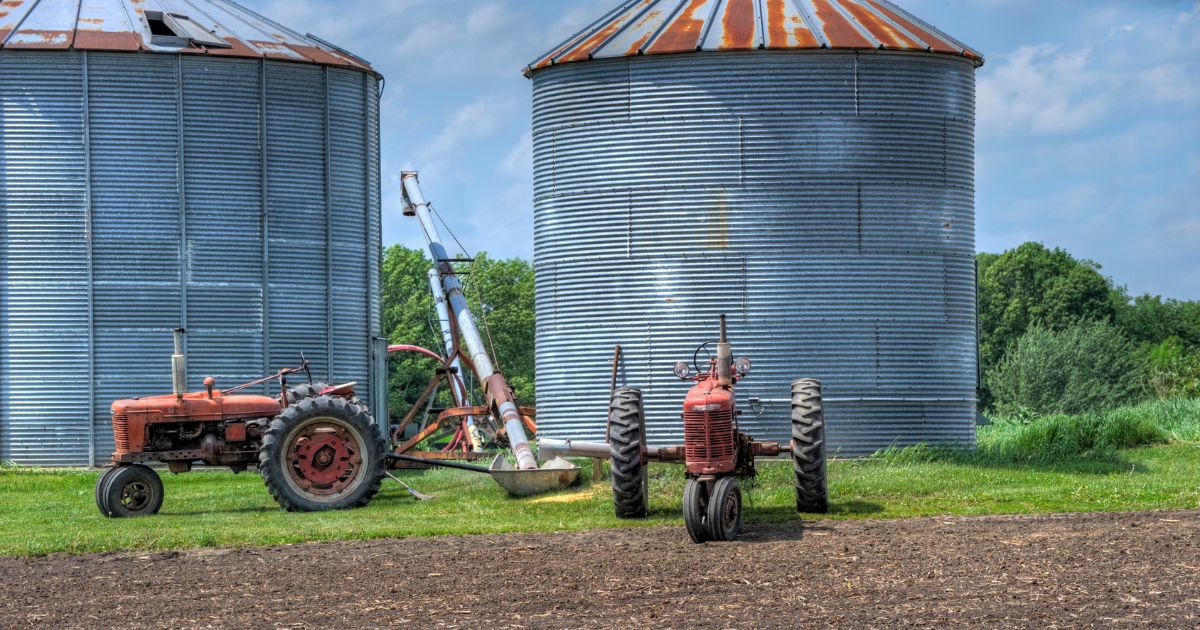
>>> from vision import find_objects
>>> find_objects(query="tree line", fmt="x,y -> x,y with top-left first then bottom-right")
381,242 -> 1199,420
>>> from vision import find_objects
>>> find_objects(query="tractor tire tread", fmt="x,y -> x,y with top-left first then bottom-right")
791,378 -> 829,514
259,395 -> 385,513
608,388 -> 649,519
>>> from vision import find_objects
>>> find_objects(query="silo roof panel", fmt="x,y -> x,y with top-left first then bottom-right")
526,0 -> 982,76
0,0 -> 375,73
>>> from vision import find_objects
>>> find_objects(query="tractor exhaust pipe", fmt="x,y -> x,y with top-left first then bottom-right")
172,328 -> 187,402
716,314 -> 733,388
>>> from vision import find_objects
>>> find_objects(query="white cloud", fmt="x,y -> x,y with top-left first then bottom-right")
500,131 -> 533,177
978,45 -> 1109,136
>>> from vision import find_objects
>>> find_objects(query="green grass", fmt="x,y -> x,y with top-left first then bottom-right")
3,439 -> 1198,557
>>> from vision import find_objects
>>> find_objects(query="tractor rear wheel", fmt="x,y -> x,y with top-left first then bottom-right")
260,395 -> 385,512
706,476 -> 742,542
281,381 -> 367,411
683,477 -> 711,544
102,465 -> 164,518
791,378 -> 829,514
94,466 -> 121,517
608,388 -> 648,519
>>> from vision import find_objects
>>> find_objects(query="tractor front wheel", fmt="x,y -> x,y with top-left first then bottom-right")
683,478 -> 711,544
101,465 -> 164,518
791,378 -> 829,514
608,388 -> 648,519
706,476 -> 742,541
260,395 -> 385,512
94,466 -> 121,517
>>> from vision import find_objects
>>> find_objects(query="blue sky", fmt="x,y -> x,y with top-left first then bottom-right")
242,0 -> 1200,299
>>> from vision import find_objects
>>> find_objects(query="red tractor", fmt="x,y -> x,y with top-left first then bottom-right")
95,329 -> 386,518
607,315 -> 828,542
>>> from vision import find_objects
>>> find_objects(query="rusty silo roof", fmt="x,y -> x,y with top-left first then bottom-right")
0,0 -> 372,71
526,0 -> 982,76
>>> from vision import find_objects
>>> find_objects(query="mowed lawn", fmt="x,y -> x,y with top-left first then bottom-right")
2,442 -> 1198,557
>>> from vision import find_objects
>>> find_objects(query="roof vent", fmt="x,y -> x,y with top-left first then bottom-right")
144,11 -> 231,49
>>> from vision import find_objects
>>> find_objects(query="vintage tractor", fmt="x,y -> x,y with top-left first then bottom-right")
612,315 -> 828,541
542,315 -> 828,542
95,328 -> 386,518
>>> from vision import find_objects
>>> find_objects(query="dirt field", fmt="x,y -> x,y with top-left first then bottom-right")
2,510 -> 1197,628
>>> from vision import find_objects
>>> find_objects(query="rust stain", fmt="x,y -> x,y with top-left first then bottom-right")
623,8 -> 663,55
289,44 -> 357,68
204,35 -> 261,59
707,189 -> 730,250
78,17 -> 103,24
720,0 -> 756,50
5,29 -> 73,48
766,0 -> 817,48
0,11 -> 8,18
74,30 -> 142,51
859,0 -> 956,55
645,0 -> 707,54
836,0 -> 915,48
809,0 -> 872,49
1,0 -> 24,7
0,28 -> 10,44
558,0 -> 654,64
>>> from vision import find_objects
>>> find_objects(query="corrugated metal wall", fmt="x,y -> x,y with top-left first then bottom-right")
0,51 -> 381,466
531,51 -> 977,456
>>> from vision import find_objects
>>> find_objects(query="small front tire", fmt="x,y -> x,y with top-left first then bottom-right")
102,465 -> 164,518
706,476 -> 742,542
683,478 -> 711,544
94,466 -> 121,517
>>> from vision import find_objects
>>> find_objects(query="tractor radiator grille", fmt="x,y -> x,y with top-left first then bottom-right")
683,410 -> 735,463
111,414 -> 129,453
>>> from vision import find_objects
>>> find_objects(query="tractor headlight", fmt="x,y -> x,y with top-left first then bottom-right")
734,357 -> 752,377
673,361 -> 691,380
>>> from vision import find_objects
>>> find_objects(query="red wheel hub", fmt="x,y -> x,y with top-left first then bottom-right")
286,422 -> 362,495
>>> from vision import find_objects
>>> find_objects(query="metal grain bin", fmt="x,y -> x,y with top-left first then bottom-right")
526,0 -> 983,456
0,0 -> 381,466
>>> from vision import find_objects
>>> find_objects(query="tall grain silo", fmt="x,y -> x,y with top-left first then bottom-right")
526,0 -> 982,456
0,0 -> 381,466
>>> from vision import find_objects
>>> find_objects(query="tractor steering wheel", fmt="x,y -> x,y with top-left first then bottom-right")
693,341 -> 717,375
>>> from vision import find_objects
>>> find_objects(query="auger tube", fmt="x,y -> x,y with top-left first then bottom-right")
401,171 -> 538,470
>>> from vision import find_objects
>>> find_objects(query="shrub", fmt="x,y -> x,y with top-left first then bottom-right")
1141,337 -> 1200,400
987,321 -> 1143,416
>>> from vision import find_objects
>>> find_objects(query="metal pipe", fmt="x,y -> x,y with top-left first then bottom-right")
171,328 -> 187,402
428,268 -> 481,452
536,437 -> 686,462
716,314 -> 732,387
401,171 -> 537,470
387,453 -> 490,473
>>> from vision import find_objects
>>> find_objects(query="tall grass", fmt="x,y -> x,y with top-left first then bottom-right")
869,398 -> 1200,466
977,397 -> 1200,462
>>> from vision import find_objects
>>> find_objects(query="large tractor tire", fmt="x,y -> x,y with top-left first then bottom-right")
682,477 -> 710,544
260,395 -> 385,512
608,387 -> 649,519
706,476 -> 743,542
791,378 -> 829,514
100,465 -> 164,518
280,382 -> 366,411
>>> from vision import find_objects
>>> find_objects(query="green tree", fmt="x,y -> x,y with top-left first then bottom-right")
987,321 -> 1143,415
978,243 -> 1116,381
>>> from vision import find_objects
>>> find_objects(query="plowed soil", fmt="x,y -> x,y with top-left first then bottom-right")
2,510 -> 1198,628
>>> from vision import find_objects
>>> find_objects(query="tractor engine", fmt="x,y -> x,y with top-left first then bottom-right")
682,383 -> 737,475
